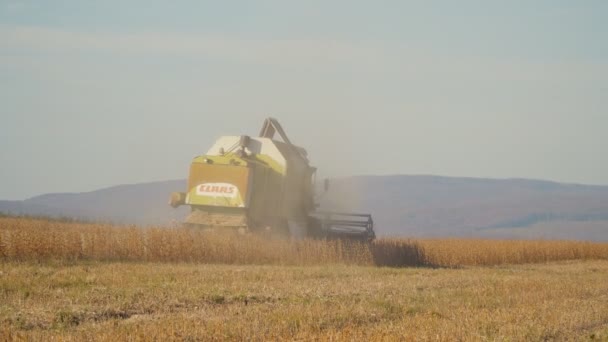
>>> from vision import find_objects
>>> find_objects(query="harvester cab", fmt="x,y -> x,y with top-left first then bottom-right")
169,117 -> 375,241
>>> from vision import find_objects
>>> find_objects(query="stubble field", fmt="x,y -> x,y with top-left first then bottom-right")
1,216 -> 608,340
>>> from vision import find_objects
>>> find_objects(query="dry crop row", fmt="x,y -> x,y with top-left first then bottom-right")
0,216 -> 420,266
1,216 -> 607,267
418,238 -> 608,267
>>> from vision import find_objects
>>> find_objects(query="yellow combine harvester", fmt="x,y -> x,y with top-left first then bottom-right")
169,118 -> 375,240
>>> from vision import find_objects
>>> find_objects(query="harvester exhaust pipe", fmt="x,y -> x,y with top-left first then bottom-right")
259,117 -> 293,145
239,135 -> 250,148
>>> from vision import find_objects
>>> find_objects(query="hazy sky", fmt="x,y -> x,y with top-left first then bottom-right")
1,1 -> 607,199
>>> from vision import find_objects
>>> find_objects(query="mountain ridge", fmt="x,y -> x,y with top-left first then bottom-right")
2,175 -> 607,240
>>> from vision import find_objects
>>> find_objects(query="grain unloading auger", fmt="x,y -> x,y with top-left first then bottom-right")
169,117 -> 375,241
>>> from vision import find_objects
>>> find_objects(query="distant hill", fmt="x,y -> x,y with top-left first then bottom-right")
1,175 -> 607,240
322,176 -> 608,240
0,180 -> 190,225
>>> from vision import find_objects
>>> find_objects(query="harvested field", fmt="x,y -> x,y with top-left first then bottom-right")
1,261 -> 608,340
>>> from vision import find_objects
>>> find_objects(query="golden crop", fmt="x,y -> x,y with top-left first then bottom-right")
1,216 -> 607,267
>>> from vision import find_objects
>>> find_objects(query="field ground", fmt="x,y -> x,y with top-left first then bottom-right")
2,216 -> 608,340
2,260 -> 608,341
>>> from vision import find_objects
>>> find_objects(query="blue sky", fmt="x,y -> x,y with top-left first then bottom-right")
1,1 -> 607,199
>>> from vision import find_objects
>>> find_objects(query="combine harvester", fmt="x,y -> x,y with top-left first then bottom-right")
169,118 -> 375,241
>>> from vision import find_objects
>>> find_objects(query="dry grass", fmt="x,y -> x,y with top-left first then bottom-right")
1,261 -> 608,340
2,216 -> 608,267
